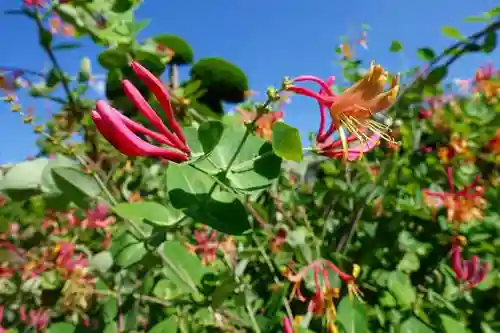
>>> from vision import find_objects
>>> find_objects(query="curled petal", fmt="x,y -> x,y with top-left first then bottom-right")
287,86 -> 334,105
292,75 -> 336,97
450,244 -> 466,280
463,256 -> 479,281
130,62 -> 186,144
470,262 -> 489,287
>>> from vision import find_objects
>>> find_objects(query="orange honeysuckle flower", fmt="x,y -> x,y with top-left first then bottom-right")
340,40 -> 353,59
288,62 -> 400,159
423,167 -> 486,226
487,129 -> 500,154
237,108 -> 283,141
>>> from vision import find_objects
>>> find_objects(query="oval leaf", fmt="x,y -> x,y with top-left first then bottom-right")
51,167 -> 102,200
336,297 -> 369,333
166,163 -> 251,234
272,122 -> 303,162
441,26 -> 464,40
148,316 -> 178,333
389,40 -> 403,52
114,201 -> 183,226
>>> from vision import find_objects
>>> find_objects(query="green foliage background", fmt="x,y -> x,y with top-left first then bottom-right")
0,1 -> 499,332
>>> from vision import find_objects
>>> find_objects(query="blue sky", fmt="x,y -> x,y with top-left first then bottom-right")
0,0 -> 498,163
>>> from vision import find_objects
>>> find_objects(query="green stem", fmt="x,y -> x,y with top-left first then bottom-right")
34,11 -> 79,118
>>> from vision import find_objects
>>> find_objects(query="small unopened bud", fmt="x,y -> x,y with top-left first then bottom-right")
282,76 -> 292,90
78,57 -> 92,82
23,115 -> 33,124
266,87 -> 280,101
10,104 -> 22,112
33,125 -> 43,133
5,94 -> 17,103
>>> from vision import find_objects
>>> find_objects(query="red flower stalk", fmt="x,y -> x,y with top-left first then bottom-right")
473,62 -> 497,83
66,203 -> 115,229
282,316 -> 294,333
269,228 -> 287,253
423,167 -> 485,225
186,227 -> 220,265
92,62 -> 190,162
287,62 -> 399,160
283,259 -> 354,303
418,107 -> 432,120
19,307 -> 50,331
450,242 -> 488,289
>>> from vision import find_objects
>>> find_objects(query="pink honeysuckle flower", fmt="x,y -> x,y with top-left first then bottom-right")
450,242 -> 488,289
287,62 -> 399,160
91,62 -> 190,162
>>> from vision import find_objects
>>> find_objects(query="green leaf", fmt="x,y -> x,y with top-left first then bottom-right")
53,42 -> 82,50
425,66 -> 448,85
197,120 -> 224,155
166,163 -> 250,234
401,316 -> 435,333
441,26 -> 464,40
48,323 -> 76,333
148,316 -> 178,333
112,0 -> 135,13
114,201 -> 183,227
0,158 -> 49,199
487,6 -> 500,16
464,15 -> 492,23
116,241 -> 147,268
98,47 -> 129,70
389,40 -> 403,52
103,322 -> 118,333
440,315 -> 468,333
89,251 -> 114,273
482,31 -> 497,53
51,167 -> 101,201
397,252 -> 420,273
336,297 -> 369,333
387,271 -> 415,308
46,68 -> 62,88
196,121 -> 282,191
271,122 -> 303,162
161,240 -> 209,292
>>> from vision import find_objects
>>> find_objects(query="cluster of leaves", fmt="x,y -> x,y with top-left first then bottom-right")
1,1 -> 500,332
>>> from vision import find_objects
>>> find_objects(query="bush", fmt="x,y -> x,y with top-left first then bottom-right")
190,57 -> 249,104
153,34 -> 194,65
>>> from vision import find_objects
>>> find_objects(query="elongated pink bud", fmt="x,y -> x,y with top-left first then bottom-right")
130,62 -> 186,144
122,80 -> 189,153
92,101 -> 189,162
